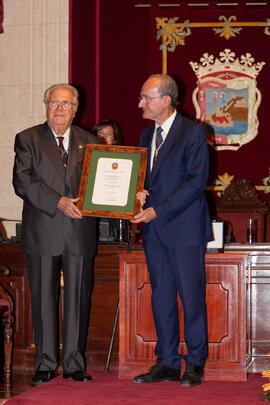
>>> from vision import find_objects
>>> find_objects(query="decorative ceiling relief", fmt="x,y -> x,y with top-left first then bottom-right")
190,49 -> 265,151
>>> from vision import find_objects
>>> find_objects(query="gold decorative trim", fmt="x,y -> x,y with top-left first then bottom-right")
206,169 -> 270,195
134,2 -> 268,6
61,270 -> 64,288
134,3 -> 180,7
156,16 -> 270,73
30,343 -> 63,349
188,3 -> 209,5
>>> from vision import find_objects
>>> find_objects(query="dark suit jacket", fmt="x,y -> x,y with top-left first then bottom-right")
140,112 -> 212,248
13,122 -> 99,256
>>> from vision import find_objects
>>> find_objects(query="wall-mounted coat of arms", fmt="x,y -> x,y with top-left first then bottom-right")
190,49 -> 265,151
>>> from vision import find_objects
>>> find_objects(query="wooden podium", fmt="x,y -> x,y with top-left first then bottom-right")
119,252 -> 249,381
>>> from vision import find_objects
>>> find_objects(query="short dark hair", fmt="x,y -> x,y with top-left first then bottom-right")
149,74 -> 178,107
92,119 -> 124,145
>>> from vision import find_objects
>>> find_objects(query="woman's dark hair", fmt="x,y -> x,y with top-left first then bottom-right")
92,119 -> 124,145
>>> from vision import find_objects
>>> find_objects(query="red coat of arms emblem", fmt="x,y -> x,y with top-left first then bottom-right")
112,162 -> 119,170
190,49 -> 265,151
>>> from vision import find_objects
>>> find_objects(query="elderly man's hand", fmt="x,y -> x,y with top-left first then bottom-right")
57,196 -> 83,219
130,207 -> 157,224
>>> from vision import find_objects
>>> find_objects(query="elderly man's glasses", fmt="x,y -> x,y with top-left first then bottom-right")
47,100 -> 76,111
138,94 -> 165,103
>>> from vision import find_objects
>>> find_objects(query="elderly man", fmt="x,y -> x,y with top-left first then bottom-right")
13,84 -> 99,385
132,74 -> 212,386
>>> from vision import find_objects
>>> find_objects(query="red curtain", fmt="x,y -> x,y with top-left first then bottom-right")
149,3 -> 270,201
69,1 -> 270,203
0,0 -> 3,34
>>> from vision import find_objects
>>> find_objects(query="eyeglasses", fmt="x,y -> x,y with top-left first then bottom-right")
138,94 -> 164,102
46,100 -> 76,111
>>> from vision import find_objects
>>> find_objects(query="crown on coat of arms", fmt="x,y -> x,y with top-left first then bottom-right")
190,49 -> 265,79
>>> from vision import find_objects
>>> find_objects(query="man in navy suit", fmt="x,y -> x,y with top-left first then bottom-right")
131,74 -> 212,386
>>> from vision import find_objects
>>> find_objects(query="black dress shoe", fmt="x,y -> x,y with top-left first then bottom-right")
133,364 -> 180,383
32,369 -> 57,386
63,370 -> 92,382
181,363 -> 204,386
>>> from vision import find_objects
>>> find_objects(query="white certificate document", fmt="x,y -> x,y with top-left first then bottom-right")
92,157 -> 133,206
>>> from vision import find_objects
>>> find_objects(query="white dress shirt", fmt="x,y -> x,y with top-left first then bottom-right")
51,127 -> 71,152
150,110 -> 177,170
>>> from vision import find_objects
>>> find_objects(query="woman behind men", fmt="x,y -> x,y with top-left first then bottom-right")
92,119 -> 123,145
92,119 -> 129,243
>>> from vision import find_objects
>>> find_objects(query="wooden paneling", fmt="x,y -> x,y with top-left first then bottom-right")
225,243 -> 270,372
119,252 -> 248,381
0,242 -> 137,372
86,243 -> 123,369
217,213 -> 265,243
0,244 -> 31,371
2,242 -> 264,379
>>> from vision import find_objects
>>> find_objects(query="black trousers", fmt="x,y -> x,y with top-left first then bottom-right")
27,251 -> 93,373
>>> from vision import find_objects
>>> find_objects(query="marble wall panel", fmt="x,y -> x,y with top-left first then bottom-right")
0,0 -> 69,238
0,26 -> 21,85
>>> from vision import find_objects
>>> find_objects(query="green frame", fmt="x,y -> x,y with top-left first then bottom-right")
77,144 -> 148,219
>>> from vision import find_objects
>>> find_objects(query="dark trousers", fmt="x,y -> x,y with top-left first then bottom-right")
144,235 -> 208,371
27,251 -> 93,373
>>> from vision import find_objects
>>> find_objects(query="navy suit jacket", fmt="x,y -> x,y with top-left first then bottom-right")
140,112 -> 212,248
13,122 -> 99,256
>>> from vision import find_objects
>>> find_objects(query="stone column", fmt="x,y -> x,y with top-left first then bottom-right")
0,0 -> 69,238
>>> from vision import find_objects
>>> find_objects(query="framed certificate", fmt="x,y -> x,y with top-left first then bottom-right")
77,144 -> 148,219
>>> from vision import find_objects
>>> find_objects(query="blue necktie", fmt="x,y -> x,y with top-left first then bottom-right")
153,127 -> 163,168
156,126 -> 163,149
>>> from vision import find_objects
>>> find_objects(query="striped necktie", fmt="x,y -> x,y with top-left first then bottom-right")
56,136 -> 68,167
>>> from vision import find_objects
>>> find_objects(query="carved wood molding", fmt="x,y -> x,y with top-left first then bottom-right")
216,178 -> 268,213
